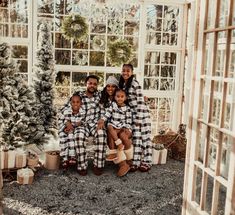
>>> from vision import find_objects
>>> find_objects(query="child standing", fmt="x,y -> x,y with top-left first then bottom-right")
119,64 -> 152,172
58,94 -> 85,169
98,89 -> 133,177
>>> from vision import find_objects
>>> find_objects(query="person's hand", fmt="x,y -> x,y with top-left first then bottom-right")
117,143 -> 124,151
64,126 -> 74,133
123,128 -> 132,137
64,121 -> 74,133
144,96 -> 148,102
97,119 -> 105,130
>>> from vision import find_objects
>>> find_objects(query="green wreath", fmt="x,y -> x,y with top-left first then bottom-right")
107,39 -> 132,66
61,15 -> 88,42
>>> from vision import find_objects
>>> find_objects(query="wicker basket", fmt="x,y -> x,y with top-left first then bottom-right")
27,153 -> 39,168
44,151 -> 60,170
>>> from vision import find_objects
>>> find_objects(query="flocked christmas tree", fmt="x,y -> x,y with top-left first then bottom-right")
33,22 -> 57,136
0,43 -> 46,147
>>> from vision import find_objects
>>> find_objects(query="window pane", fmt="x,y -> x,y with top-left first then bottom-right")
217,183 -> 227,215
208,128 -> 219,171
193,167 -> 202,205
218,0 -> 229,27
220,135 -> 231,179
55,50 -> 71,65
55,71 -> 70,87
205,175 -> 214,214
72,51 -> 88,66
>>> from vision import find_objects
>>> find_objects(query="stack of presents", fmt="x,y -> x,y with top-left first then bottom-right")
0,146 -> 60,186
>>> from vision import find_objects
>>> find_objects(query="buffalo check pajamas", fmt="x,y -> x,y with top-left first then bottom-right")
122,78 -> 152,166
58,107 -> 85,162
63,91 -> 107,171
102,102 -> 132,130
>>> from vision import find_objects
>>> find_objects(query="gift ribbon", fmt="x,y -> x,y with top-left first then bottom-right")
159,150 -> 162,164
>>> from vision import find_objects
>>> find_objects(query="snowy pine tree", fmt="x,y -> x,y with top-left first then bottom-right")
0,43 -> 46,147
33,22 -> 57,136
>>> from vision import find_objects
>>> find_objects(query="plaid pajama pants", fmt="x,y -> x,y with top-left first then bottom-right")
132,119 -> 152,166
76,124 -> 107,171
59,129 -> 79,162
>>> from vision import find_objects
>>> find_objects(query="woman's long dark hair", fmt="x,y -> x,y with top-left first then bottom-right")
100,86 -> 117,108
119,64 -> 134,96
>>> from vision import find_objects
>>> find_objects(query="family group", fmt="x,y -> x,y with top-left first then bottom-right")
58,64 -> 152,177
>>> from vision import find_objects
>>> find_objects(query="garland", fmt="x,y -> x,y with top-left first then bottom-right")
107,39 -> 132,66
61,15 -> 88,42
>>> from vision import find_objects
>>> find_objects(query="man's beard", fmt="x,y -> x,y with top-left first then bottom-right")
87,87 -> 96,94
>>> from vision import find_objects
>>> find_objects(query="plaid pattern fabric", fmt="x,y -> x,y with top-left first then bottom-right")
122,78 -> 152,166
132,120 -> 152,166
60,90 -> 107,169
102,102 -> 132,130
58,106 -> 86,161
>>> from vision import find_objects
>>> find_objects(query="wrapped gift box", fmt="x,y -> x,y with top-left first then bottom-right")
17,168 -> 34,185
0,149 -> 16,169
152,148 -> 168,165
15,149 -> 27,168
44,151 -> 60,170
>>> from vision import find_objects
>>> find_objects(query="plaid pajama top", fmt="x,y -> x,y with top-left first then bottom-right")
62,91 -> 102,127
102,102 -> 132,130
79,91 -> 102,127
58,106 -> 86,133
123,78 -> 150,124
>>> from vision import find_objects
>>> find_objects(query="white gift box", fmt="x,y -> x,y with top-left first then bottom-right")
0,149 -> 16,169
152,148 -> 168,165
17,168 -> 34,185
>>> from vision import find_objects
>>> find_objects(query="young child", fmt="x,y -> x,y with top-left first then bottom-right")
119,63 -> 152,172
58,94 -> 85,169
98,89 -> 133,177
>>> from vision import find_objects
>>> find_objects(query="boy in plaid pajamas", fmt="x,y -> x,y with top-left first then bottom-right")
62,75 -> 107,176
58,94 -> 85,169
98,89 -> 133,177
119,64 -> 152,172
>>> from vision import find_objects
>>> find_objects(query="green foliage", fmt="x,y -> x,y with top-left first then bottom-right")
61,15 -> 88,42
107,39 -> 132,66
33,22 -> 57,136
0,43 -> 46,147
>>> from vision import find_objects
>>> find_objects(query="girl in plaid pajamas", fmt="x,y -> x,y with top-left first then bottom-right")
98,89 -> 133,177
119,64 -> 152,172
58,94 -> 85,169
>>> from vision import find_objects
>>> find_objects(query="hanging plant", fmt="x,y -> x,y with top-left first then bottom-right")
61,15 -> 88,42
107,39 -> 132,66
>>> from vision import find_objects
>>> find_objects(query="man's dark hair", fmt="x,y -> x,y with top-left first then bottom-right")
85,75 -> 99,83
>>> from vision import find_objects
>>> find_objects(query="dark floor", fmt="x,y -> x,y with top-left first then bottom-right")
3,159 -> 185,215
